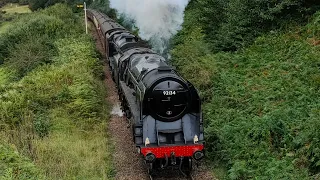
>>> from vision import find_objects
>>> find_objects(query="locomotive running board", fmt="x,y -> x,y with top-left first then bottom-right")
119,80 -> 141,124
119,80 -> 145,145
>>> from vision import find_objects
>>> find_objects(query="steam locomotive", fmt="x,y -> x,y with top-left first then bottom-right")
87,9 -> 205,176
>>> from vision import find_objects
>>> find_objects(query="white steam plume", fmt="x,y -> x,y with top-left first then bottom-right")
110,0 -> 190,54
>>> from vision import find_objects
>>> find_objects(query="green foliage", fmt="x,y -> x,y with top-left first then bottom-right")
33,112 -> 51,138
19,0 -> 28,5
5,35 -> 56,78
172,7 -> 320,179
171,27 -> 214,101
28,0 -> 45,11
41,3 -> 78,24
0,4 -> 81,65
28,0 -> 62,11
0,4 -> 114,179
0,0 -> 20,8
0,3 -> 30,14
0,144 -> 44,179
28,0 -> 94,11
183,0 -> 320,51
89,0 -> 116,19
0,67 -> 13,84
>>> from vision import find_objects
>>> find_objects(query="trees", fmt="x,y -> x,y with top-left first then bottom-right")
28,0 -> 47,11
189,0 -> 320,51
89,0 -> 116,19
172,1 -> 320,178
28,0 -> 94,11
0,0 -> 27,6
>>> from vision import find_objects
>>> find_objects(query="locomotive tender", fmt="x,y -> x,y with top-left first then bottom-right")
87,9 -> 205,175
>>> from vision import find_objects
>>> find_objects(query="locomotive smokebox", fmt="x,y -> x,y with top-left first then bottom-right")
145,77 -> 191,122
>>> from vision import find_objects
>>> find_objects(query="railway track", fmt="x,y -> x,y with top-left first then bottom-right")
147,167 -> 196,180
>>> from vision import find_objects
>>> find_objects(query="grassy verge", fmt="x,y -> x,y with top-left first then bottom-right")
33,107 -> 114,179
0,4 -> 114,179
172,8 -> 320,180
0,22 -> 10,34
0,3 -> 31,14
0,67 -> 13,84
0,3 -> 31,34
0,144 -> 44,180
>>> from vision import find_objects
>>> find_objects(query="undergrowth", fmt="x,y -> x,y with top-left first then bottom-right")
172,7 -> 320,180
0,4 -> 114,179
0,144 -> 44,180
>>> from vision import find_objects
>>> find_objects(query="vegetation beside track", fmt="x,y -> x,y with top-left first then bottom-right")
171,2 -> 320,179
1,0 -> 320,179
0,3 -> 30,34
0,3 -> 30,14
0,4 -> 114,179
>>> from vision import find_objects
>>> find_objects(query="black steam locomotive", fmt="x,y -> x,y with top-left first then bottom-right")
87,9 -> 205,176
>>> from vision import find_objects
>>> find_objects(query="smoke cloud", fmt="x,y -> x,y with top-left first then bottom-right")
109,0 -> 189,54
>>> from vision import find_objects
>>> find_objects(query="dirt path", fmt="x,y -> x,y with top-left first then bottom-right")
90,23 -> 216,180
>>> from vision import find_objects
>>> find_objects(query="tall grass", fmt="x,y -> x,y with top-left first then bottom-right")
0,22 -> 11,34
172,9 -> 320,180
33,107 -> 114,179
0,67 -> 13,84
0,4 -> 114,179
0,144 -> 44,180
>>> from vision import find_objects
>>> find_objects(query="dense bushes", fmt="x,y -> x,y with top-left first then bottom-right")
172,5 -> 320,180
6,35 -> 57,78
28,0 -> 93,11
0,12 -> 3,23
28,0 -> 109,12
89,0 -> 116,19
182,0 -> 320,52
0,0 -> 25,8
0,144 -> 44,179
0,4 -> 81,64
0,3 -> 81,144
0,4 -> 113,179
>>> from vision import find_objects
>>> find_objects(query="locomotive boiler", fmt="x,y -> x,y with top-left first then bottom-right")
87,9 -> 205,176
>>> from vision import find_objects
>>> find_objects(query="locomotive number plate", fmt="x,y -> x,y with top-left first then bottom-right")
163,91 -> 176,95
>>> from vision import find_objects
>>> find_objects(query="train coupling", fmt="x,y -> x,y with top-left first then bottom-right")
171,152 -> 176,165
